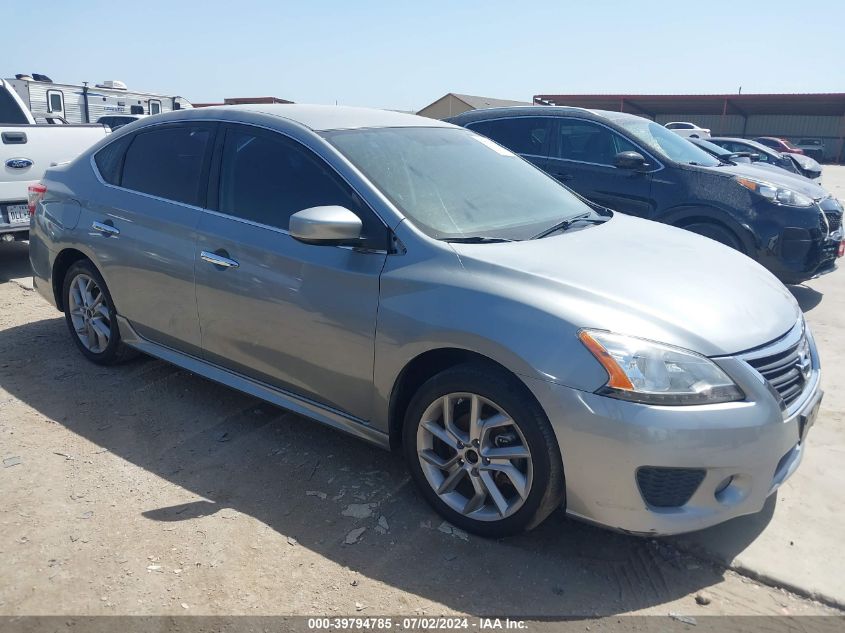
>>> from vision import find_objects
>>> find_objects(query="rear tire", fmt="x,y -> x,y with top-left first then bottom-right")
62,260 -> 137,365
403,362 -> 565,537
683,222 -> 744,254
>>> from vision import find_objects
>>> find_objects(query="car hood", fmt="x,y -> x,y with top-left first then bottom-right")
714,162 -> 827,198
451,214 -> 800,357
790,153 -> 822,171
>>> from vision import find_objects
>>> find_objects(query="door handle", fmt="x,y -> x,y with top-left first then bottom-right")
554,172 -> 574,182
1,131 -> 27,144
201,250 -> 239,269
92,221 -> 120,236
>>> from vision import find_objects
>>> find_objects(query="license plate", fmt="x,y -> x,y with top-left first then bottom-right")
6,204 -> 29,224
798,393 -> 822,443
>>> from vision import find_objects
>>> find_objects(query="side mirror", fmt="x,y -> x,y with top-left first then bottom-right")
289,206 -> 362,245
613,151 -> 649,171
748,153 -> 761,162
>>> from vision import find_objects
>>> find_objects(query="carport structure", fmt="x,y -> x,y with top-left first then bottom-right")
533,93 -> 845,162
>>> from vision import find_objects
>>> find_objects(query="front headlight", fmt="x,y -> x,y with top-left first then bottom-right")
578,330 -> 744,405
735,176 -> 814,207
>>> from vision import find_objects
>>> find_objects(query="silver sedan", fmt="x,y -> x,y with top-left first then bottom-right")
28,105 -> 822,536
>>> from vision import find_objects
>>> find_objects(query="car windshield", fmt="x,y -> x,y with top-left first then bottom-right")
324,127 -> 596,240
692,138 -> 733,158
612,118 -> 720,167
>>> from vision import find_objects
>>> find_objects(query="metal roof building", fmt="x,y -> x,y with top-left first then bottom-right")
533,93 -> 845,162
193,96 -> 294,108
416,93 -> 531,120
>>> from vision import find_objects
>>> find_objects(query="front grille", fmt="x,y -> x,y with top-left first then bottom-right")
825,212 -> 842,235
746,335 -> 809,408
636,467 -> 705,508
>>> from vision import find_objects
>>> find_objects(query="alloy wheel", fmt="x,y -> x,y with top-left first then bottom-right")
416,392 -> 533,521
68,274 -> 112,354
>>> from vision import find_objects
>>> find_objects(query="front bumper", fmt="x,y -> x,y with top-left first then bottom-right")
524,325 -> 822,536
760,199 -> 842,284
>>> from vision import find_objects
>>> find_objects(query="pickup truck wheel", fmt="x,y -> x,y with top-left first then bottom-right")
403,363 -> 564,537
683,222 -> 745,254
62,261 -> 136,365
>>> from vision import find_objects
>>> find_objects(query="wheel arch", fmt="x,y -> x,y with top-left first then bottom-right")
387,347 -> 544,451
659,205 -> 758,255
52,248 -> 93,311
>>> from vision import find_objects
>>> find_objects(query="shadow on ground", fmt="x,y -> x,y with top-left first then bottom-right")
789,285 -> 823,313
669,495 -> 776,567
0,316 -> 774,616
0,241 -> 31,283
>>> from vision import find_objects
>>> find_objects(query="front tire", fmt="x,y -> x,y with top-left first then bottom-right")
63,260 -> 136,365
403,363 -> 564,537
683,222 -> 745,254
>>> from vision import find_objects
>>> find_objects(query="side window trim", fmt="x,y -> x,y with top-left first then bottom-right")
90,121 -> 219,209
549,117 -> 663,172
206,122 -> 391,250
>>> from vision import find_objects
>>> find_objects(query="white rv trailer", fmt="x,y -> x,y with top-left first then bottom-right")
6,73 -> 192,124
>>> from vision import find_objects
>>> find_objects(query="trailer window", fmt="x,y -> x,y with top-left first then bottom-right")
47,90 -> 64,113
149,100 -> 161,115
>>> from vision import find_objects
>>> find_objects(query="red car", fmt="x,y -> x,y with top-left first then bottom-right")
753,136 -> 804,155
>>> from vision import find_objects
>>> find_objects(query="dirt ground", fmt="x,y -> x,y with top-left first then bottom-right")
0,238 -> 841,618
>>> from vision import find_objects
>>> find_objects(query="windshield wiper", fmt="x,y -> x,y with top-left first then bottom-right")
442,236 -> 515,244
530,213 -> 605,240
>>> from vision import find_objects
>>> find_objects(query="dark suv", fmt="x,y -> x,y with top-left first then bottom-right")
449,107 -> 843,284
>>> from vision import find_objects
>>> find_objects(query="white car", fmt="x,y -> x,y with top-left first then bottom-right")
665,121 -> 710,139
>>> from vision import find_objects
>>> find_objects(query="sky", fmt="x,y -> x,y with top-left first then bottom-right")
6,0 -> 844,111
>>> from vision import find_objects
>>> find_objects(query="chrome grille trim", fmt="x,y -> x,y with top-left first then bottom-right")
739,320 -> 811,410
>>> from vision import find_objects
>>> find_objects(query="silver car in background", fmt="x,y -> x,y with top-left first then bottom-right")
29,105 -> 822,536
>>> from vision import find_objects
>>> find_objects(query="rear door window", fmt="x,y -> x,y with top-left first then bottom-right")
552,119 -> 638,165
94,134 -> 134,185
467,117 -> 551,157
121,125 -> 214,206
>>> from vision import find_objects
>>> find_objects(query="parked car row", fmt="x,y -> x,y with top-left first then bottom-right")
449,106 -> 842,284
664,121 -> 710,138
707,137 -> 822,181
27,104 -> 835,538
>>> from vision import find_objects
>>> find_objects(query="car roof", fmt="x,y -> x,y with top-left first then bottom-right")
177,104 -> 455,132
710,137 -> 778,151
446,105 -> 649,126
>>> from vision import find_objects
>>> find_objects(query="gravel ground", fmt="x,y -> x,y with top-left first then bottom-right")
0,239 -> 841,618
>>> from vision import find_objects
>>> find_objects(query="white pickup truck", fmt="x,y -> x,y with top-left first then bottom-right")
1,78 -> 109,241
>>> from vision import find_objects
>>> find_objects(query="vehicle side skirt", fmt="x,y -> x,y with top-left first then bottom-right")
115,315 -> 390,449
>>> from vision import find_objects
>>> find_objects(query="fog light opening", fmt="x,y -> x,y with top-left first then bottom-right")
715,475 -> 734,495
